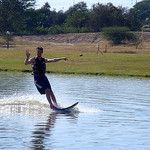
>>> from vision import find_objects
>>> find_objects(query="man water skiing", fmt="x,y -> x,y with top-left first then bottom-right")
24,47 -> 67,110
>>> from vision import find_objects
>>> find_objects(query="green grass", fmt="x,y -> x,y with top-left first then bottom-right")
0,36 -> 150,78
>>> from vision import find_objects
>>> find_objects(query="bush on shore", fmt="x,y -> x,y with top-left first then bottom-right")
102,27 -> 138,45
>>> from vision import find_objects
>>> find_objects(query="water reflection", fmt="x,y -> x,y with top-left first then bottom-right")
31,112 -> 78,150
31,113 -> 56,150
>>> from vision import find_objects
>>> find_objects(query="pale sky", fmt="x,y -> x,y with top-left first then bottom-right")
35,0 -> 142,11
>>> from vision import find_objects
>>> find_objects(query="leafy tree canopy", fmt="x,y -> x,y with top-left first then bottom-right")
132,0 -> 150,22
0,0 -> 149,35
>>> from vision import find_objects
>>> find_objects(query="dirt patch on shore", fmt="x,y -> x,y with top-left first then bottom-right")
136,32 -> 150,42
17,33 -> 104,44
17,32 -> 150,44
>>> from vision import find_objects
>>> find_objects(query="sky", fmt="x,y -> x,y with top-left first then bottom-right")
35,0 -> 142,11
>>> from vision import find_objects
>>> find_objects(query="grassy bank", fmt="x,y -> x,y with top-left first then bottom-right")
0,36 -> 150,78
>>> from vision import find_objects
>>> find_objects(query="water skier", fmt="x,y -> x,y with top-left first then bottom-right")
24,46 -> 67,110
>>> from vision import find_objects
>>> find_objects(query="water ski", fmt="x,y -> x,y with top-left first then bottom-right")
54,102 -> 79,113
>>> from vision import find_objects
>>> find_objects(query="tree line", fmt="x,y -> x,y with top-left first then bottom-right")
0,0 -> 150,35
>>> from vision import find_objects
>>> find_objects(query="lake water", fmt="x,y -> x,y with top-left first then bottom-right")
0,72 -> 150,150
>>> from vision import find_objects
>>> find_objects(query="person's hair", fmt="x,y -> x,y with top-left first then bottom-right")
36,47 -> 43,52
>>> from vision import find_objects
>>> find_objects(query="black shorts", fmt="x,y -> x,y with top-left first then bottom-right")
34,75 -> 51,94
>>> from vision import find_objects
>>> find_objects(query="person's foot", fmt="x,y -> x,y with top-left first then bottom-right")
50,105 -> 60,110
53,102 -> 58,107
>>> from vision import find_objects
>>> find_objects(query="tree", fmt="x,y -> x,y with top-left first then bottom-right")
124,8 -> 142,31
133,0 -> 150,22
64,2 -> 89,32
107,3 -> 125,26
25,8 -> 40,33
124,0 -> 150,31
0,0 -> 36,34
33,2 -> 66,34
65,1 -> 87,16
89,3 -> 125,32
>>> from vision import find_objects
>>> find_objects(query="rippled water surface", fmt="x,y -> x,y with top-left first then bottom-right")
0,72 -> 150,150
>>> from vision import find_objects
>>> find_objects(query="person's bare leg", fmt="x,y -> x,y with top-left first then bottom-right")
50,89 -> 58,106
45,89 -> 58,110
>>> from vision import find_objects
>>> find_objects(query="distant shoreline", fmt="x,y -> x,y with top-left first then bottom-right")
0,68 -> 150,78
0,33 -> 150,78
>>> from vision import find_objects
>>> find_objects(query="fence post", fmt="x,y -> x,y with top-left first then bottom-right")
6,31 -> 10,49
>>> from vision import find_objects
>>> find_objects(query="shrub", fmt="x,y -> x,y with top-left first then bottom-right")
35,26 -> 49,34
102,27 -> 138,45
63,26 -> 78,33
48,25 -> 64,34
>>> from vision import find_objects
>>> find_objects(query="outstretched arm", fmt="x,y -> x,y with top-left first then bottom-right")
24,50 -> 34,65
45,57 -> 68,63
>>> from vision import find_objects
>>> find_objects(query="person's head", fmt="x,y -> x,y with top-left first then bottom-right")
36,47 -> 43,57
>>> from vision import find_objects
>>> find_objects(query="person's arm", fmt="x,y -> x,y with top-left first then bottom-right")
24,50 -> 35,65
45,57 -> 68,63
